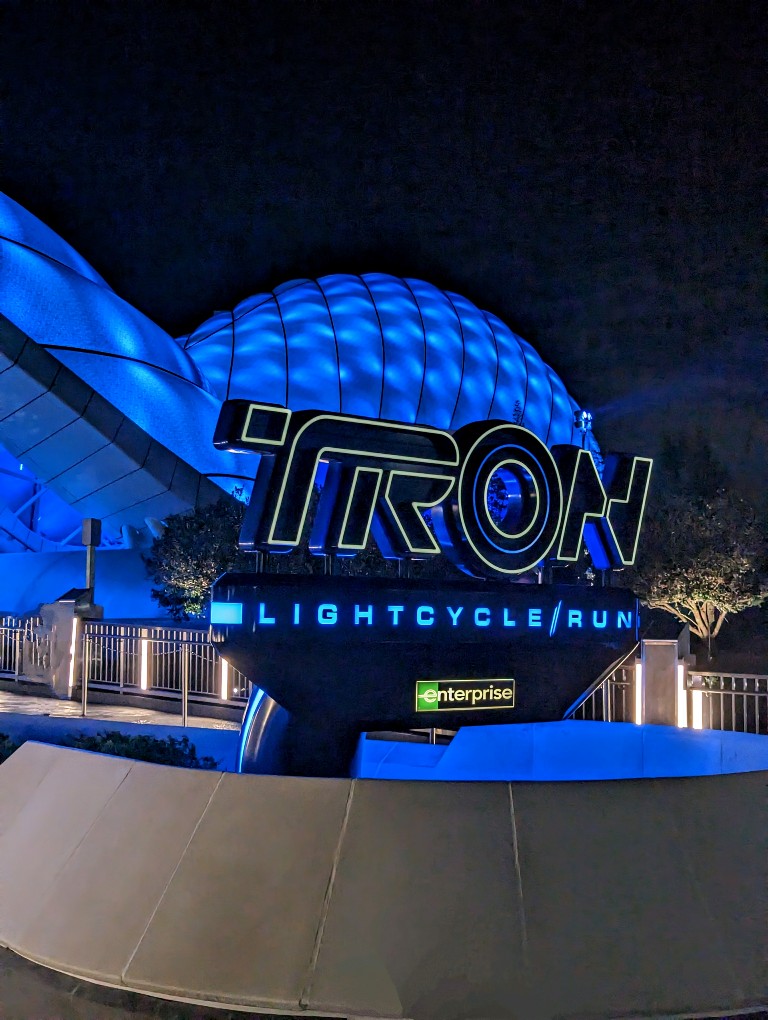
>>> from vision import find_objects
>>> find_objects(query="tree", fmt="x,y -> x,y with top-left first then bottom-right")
627,486 -> 767,655
144,496 -> 251,620
144,490 -> 463,620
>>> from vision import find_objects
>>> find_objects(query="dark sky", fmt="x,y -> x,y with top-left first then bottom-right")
2,0 -> 765,499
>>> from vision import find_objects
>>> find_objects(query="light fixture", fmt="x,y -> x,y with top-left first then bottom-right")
676,663 -> 688,728
573,409 -> 593,449
634,659 -> 643,724
220,658 -> 229,700
67,617 -> 79,691
140,638 -> 149,691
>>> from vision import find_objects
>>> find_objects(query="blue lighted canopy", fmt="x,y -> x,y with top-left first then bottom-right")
0,192 -> 599,548
183,274 -> 600,457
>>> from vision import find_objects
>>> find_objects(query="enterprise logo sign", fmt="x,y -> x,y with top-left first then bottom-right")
416,679 -> 515,712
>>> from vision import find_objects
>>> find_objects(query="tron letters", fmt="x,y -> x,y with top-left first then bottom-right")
214,400 -> 652,578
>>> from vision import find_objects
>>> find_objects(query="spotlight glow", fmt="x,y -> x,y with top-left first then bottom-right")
676,663 -> 688,728
140,638 -> 149,691
691,689 -> 703,730
67,617 -> 79,691
634,660 -> 643,724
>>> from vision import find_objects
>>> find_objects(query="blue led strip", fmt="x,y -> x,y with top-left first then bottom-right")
549,600 -> 563,637
210,601 -> 243,625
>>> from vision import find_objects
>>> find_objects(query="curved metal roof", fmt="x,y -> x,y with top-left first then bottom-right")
0,192 -> 598,548
183,274 -> 595,452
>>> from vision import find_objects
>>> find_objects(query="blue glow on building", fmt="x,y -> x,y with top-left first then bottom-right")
351,722 -> 768,782
0,190 -> 601,611
182,274 -> 601,461
236,686 -> 266,773
0,444 -> 84,553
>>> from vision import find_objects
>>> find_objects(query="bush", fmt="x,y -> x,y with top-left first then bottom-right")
0,731 -> 219,769
0,733 -> 21,763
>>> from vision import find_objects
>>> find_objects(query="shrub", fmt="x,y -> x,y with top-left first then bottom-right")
0,731 -> 219,769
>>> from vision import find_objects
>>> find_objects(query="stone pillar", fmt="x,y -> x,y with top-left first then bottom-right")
34,591 -> 103,699
640,638 -> 680,726
37,600 -> 79,699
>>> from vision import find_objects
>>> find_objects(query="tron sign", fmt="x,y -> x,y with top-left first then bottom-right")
214,400 -> 652,577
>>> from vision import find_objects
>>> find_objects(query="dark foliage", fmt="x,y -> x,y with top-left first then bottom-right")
145,485 -> 471,620
144,495 -> 254,620
0,731 -> 219,769
625,433 -> 767,650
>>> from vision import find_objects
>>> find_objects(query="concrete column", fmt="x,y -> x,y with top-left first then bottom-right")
37,601 -> 79,699
640,639 -> 679,726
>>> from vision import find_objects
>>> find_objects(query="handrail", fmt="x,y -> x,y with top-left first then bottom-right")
690,670 -> 768,682
562,640 -> 639,719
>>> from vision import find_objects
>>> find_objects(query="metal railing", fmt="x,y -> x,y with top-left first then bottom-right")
687,672 -> 768,736
80,622 -> 251,712
0,616 -> 21,674
569,660 -> 768,735
565,641 -> 640,723
1,616 -> 249,723
0,615 -> 48,677
570,664 -> 634,722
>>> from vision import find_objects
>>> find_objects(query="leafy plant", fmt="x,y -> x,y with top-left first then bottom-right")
625,434 -> 767,655
145,485 -> 467,620
0,733 -> 22,763
144,495 -> 253,620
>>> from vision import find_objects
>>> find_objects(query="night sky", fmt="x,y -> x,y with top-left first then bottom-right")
2,1 -> 765,501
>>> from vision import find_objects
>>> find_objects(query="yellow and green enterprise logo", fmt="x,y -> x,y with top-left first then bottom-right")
415,678 -> 515,712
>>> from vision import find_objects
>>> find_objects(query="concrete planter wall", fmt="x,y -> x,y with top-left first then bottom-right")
0,742 -> 764,1019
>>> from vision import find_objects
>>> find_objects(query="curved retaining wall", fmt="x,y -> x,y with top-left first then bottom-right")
0,741 -> 764,1019
354,720 -> 768,781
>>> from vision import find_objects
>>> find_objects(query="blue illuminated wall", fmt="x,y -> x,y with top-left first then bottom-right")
0,446 -> 83,553
352,721 -> 768,781
0,548 -> 167,618
0,192 -> 249,513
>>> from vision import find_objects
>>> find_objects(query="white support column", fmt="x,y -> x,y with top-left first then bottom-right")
640,639 -> 679,726
691,684 -> 704,730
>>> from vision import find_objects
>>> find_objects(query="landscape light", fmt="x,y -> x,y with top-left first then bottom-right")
676,663 -> 688,728
67,617 -> 79,691
140,638 -> 149,690
634,659 -> 643,724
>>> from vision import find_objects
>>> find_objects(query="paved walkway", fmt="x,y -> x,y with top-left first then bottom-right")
0,947 -> 304,1020
0,686 -> 242,768
0,687 -> 240,729
1,950 -> 763,1020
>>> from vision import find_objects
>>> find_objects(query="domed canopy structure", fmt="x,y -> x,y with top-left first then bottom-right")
0,192 -> 597,551
183,275 -> 596,453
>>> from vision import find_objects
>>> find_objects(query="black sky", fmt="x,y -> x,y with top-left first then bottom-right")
2,0 -> 765,499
